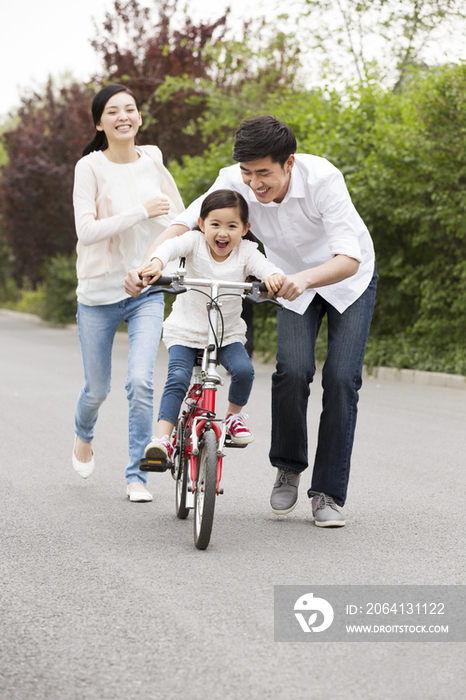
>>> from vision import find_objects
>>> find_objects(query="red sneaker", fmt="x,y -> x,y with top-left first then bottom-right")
225,412 -> 254,445
144,436 -> 174,461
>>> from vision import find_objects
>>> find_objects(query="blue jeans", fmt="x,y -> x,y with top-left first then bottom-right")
270,268 -> 377,506
75,291 -> 164,485
158,342 -> 255,425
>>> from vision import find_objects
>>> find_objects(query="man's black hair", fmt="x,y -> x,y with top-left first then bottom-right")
232,115 -> 297,167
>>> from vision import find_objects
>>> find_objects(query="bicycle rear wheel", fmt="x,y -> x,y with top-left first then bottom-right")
194,429 -> 217,550
174,420 -> 189,519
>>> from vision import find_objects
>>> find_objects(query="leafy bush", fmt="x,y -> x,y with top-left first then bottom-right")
40,253 -> 77,325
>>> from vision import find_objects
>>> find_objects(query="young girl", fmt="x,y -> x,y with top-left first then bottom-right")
140,189 -> 283,460
72,84 -> 184,502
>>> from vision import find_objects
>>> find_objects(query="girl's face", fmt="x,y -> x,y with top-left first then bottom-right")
96,92 -> 142,146
198,207 -> 250,262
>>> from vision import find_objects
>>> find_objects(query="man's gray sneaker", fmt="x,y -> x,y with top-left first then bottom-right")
270,470 -> 300,515
310,492 -> 346,527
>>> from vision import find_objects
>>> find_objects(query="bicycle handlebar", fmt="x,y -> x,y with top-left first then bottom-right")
146,274 -> 281,306
153,275 -> 182,287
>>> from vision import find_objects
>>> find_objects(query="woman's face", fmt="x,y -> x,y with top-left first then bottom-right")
96,92 -> 142,146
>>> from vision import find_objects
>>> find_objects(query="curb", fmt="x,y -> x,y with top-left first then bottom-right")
363,365 -> 466,390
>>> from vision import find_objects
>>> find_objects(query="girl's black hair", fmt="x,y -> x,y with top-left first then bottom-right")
82,84 -> 140,157
197,190 -> 256,242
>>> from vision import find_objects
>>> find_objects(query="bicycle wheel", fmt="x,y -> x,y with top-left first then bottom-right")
174,420 -> 189,520
194,429 -> 217,550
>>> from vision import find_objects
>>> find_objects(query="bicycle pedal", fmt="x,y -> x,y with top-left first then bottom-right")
224,436 -> 248,449
139,457 -> 172,472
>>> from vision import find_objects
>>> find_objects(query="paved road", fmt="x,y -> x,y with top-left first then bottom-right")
1,310 -> 465,700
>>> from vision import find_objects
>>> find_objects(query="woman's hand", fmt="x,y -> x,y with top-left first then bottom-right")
124,269 -> 145,297
263,273 -> 284,295
143,197 -> 170,218
139,258 -> 163,286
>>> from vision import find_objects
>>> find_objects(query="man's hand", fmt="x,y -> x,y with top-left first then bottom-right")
276,272 -> 309,301
276,256 -> 360,302
124,269 -> 145,298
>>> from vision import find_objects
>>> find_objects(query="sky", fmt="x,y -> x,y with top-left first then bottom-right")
0,0 -> 260,119
2,0 -> 464,120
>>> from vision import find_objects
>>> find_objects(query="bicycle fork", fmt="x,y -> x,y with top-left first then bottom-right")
188,387 -> 226,497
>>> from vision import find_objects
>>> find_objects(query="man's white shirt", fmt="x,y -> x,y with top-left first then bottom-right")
171,155 -> 375,314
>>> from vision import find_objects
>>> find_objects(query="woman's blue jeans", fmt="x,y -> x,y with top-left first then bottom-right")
74,291 -> 164,485
270,269 -> 377,506
158,342 -> 254,425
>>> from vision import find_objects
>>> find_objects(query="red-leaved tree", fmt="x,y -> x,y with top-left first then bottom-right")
0,82 -> 93,285
91,0 -> 229,161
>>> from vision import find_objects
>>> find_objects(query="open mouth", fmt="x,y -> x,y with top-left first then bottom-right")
216,240 -> 229,250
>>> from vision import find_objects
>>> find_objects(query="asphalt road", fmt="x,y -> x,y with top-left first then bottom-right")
1,309 -> 465,700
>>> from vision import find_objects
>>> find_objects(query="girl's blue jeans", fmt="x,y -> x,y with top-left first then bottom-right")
74,291 -> 164,485
158,342 -> 255,425
269,268 -> 377,506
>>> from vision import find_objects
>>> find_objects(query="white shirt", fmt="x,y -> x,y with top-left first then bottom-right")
171,155 -> 375,314
154,230 -> 283,349
75,147 -> 181,305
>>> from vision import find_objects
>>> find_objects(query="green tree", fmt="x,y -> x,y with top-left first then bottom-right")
288,0 -> 466,88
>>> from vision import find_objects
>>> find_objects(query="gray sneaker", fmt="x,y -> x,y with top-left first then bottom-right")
310,492 -> 346,527
270,470 -> 300,515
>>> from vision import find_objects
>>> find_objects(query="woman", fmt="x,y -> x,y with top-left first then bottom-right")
72,84 -> 184,502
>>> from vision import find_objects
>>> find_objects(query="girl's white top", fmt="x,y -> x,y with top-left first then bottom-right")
153,230 -> 283,349
73,145 -> 184,305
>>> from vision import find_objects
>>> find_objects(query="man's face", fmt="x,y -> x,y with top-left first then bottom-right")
239,155 -> 294,204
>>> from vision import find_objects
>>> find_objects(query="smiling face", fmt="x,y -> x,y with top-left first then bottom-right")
198,207 -> 250,262
96,91 -> 142,146
239,155 -> 295,204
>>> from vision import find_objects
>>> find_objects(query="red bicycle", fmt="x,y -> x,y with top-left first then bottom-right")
139,270 -> 280,550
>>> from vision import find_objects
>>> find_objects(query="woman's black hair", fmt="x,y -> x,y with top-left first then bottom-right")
232,115 -> 297,167
196,189 -> 256,242
82,84 -> 140,157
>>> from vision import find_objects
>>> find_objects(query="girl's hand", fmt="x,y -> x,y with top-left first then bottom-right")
263,273 -> 284,295
143,197 -> 170,218
139,258 -> 163,286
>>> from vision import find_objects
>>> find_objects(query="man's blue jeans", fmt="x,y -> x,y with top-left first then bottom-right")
158,342 -> 254,425
270,269 -> 377,506
75,291 -> 164,485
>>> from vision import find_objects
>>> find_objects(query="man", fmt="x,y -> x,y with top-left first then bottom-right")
126,115 -> 376,526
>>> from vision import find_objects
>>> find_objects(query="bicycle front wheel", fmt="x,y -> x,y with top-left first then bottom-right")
194,429 -> 217,550
174,419 -> 189,520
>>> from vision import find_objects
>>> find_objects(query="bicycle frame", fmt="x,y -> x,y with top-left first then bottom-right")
171,275 -> 256,497
140,268 -> 280,548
